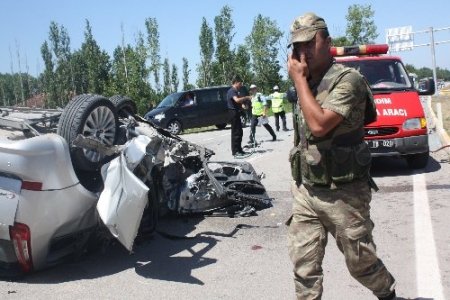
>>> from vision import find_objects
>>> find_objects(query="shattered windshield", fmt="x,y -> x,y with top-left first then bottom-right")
340,59 -> 413,90
156,92 -> 183,108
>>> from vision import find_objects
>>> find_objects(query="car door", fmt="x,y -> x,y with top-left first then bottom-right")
96,136 -> 151,251
197,88 -> 228,126
174,92 -> 202,129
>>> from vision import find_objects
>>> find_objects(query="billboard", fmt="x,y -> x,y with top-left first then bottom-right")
386,26 -> 414,52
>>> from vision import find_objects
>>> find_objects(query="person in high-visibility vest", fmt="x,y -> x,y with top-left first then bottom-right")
248,84 -> 276,144
269,85 -> 289,131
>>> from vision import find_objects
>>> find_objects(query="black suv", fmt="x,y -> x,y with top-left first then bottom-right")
144,86 -> 248,135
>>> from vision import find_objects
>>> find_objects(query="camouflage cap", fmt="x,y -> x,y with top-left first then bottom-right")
289,12 -> 327,45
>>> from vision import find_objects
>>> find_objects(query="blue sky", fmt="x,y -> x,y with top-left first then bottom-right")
1,0 -> 449,82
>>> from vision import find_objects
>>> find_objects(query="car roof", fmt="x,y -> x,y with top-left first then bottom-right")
187,85 -> 229,93
335,55 -> 403,62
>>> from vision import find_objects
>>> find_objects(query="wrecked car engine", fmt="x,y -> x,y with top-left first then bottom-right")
73,113 -> 272,250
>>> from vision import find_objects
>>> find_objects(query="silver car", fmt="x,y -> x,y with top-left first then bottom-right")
0,94 -> 271,277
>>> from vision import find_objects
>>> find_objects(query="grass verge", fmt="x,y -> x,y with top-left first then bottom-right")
432,94 -> 450,134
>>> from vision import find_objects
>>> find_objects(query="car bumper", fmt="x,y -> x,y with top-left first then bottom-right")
368,135 -> 429,157
0,261 -> 23,278
0,239 -> 23,278
145,117 -> 165,127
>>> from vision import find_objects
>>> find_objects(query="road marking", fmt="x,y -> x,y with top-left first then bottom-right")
413,173 -> 445,300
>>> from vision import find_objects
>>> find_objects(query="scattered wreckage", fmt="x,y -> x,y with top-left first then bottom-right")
0,94 -> 271,276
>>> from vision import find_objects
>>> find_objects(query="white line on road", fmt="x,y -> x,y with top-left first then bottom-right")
413,173 -> 445,300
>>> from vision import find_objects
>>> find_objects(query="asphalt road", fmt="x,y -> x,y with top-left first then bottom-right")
1,113 -> 450,300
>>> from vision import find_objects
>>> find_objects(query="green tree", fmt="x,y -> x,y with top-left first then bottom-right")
246,14 -> 283,93
345,4 -> 378,45
109,46 -> 129,96
332,36 -> 352,46
234,45 -> 253,86
197,17 -> 214,87
437,67 -> 450,81
182,57 -> 193,90
171,64 -> 179,92
213,5 -> 235,85
416,67 -> 433,79
78,20 -> 111,95
145,17 -> 161,92
109,39 -> 152,114
163,58 -> 171,95
405,64 -> 417,75
131,31 -> 152,112
0,73 -> 18,106
47,22 -> 74,106
40,40 -> 57,107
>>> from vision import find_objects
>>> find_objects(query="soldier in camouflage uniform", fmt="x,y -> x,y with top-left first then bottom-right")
286,12 -> 397,300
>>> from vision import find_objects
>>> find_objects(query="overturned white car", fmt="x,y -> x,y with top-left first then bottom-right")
0,94 -> 271,277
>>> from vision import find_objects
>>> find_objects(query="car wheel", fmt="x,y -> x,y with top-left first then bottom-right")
109,95 -> 137,118
216,123 -> 227,130
167,120 -> 182,135
57,94 -> 119,171
406,151 -> 429,169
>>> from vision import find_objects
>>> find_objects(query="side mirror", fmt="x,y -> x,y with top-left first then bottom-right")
287,86 -> 298,103
418,78 -> 435,96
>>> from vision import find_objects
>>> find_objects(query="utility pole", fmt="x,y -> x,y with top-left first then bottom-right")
429,27 -> 438,91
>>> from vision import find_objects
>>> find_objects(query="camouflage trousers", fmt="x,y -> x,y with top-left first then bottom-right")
287,180 -> 396,300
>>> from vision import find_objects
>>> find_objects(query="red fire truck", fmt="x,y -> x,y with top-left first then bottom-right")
332,44 -> 435,169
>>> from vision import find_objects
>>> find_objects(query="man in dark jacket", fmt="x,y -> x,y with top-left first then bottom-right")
227,75 -> 251,156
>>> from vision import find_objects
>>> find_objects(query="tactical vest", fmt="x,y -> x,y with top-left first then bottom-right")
251,93 -> 264,116
289,63 -> 377,187
271,92 -> 285,113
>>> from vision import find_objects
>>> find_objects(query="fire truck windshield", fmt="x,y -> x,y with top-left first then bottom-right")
339,59 -> 413,91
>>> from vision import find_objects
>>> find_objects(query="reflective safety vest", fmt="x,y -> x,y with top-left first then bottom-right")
271,92 -> 285,113
251,93 -> 264,116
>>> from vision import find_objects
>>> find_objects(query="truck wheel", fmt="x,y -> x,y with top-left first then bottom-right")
109,95 -> 137,118
57,94 -> 119,171
406,151 -> 429,169
167,120 -> 182,135
216,123 -> 227,130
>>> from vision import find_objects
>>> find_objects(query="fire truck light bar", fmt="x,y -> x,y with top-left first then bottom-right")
330,44 -> 389,57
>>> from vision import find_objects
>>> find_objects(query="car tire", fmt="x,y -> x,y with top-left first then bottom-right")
216,123 -> 227,130
57,94 -> 119,171
109,95 -> 137,118
167,120 -> 182,135
406,151 -> 429,169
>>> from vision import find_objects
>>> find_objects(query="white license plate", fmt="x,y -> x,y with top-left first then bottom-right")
367,140 -> 394,148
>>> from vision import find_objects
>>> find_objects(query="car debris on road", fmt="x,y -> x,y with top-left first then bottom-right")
0,94 -> 272,276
